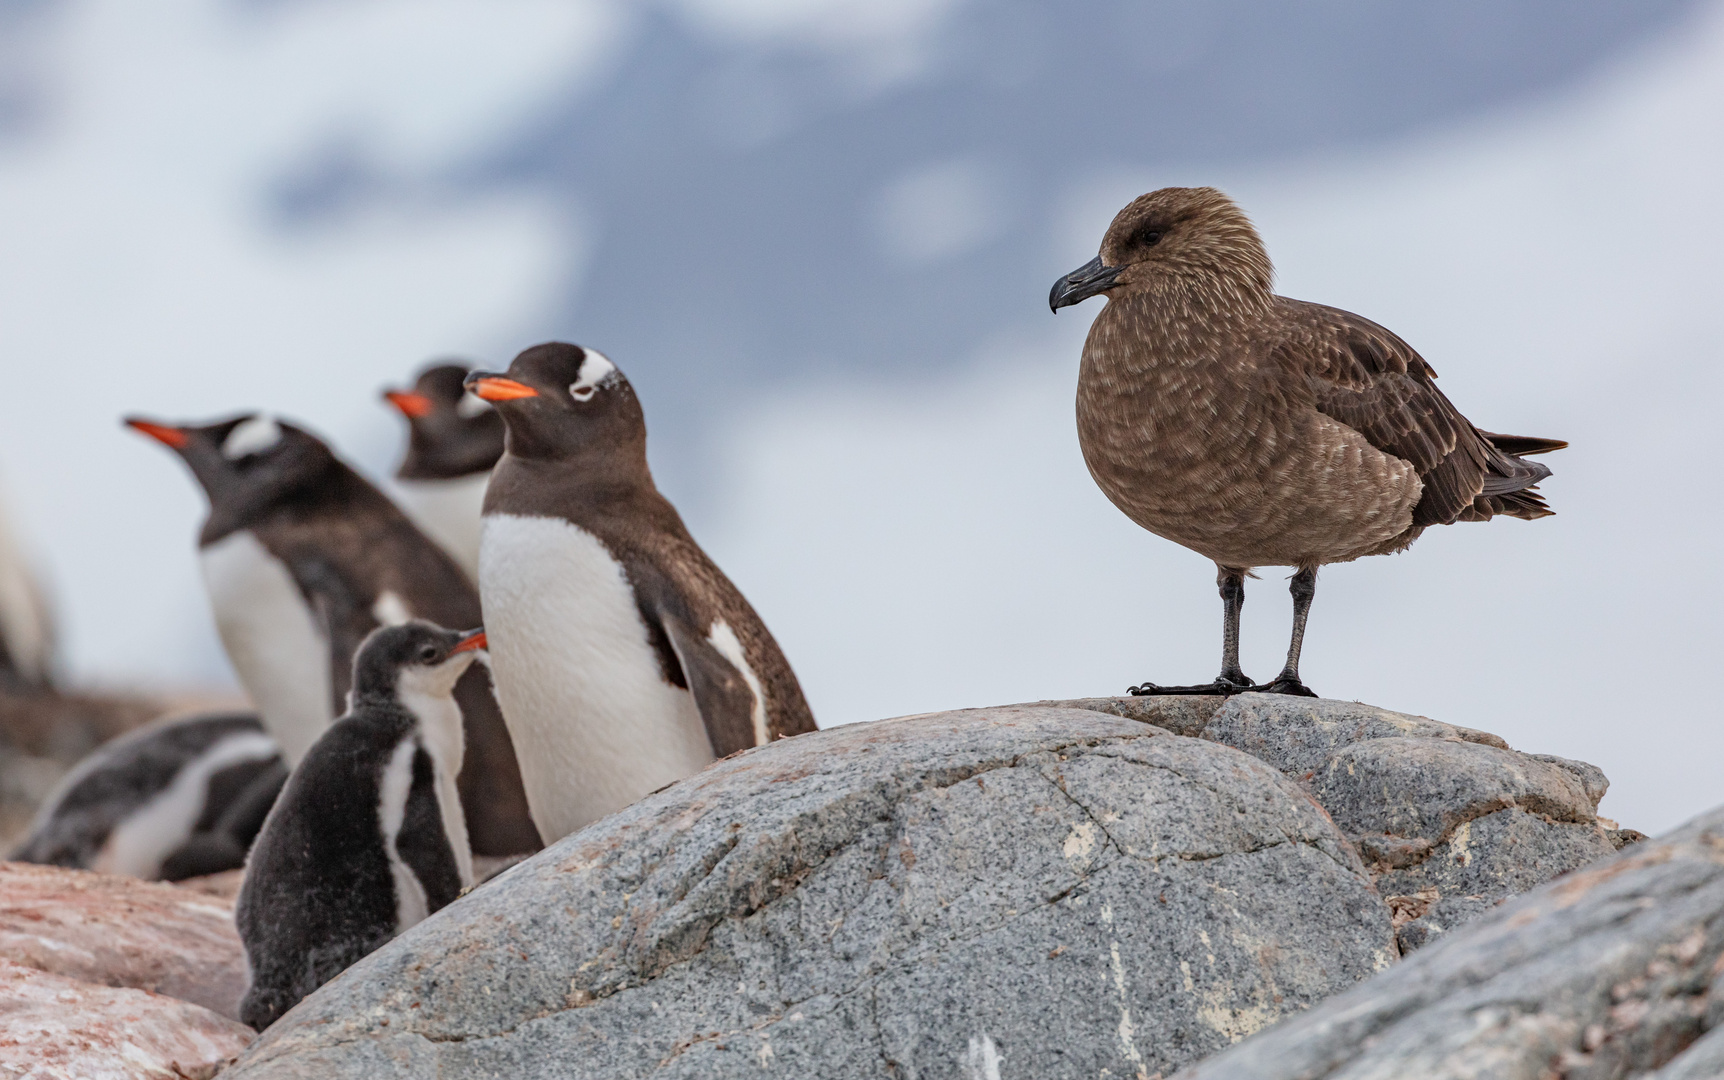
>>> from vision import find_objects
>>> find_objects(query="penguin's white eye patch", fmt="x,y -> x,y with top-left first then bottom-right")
569,348 -> 618,403
222,415 -> 283,460
455,392 -> 492,419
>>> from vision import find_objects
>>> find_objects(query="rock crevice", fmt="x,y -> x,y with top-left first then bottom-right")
1051,694 -> 1624,953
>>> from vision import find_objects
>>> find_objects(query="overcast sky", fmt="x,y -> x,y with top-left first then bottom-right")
0,0 -> 1719,835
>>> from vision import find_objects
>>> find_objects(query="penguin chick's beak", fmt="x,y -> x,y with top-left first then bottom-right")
1049,255 -> 1125,312
464,373 -> 538,402
451,629 -> 487,654
384,390 -> 434,418
123,417 -> 189,449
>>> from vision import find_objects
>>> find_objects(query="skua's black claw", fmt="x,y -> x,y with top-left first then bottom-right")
1127,678 -> 1253,697
1253,677 -> 1318,697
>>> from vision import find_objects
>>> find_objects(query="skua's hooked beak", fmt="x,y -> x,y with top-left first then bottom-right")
1049,255 -> 1125,312
123,417 -> 189,449
384,390 -> 434,418
464,372 -> 538,402
451,629 -> 487,654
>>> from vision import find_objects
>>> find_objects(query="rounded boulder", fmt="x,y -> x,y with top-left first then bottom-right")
227,705 -> 1397,1079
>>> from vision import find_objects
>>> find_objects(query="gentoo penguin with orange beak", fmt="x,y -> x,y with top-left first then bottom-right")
383,362 -> 503,582
123,414 -> 540,858
237,622 -> 485,1029
467,343 -> 817,842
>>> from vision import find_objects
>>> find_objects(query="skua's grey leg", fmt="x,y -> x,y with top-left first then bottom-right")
1128,567 -> 1256,696
1255,567 -> 1319,697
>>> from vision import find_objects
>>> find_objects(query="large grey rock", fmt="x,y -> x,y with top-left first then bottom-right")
1051,694 -> 1629,951
226,705 -> 1396,1079
1173,803 -> 1724,1080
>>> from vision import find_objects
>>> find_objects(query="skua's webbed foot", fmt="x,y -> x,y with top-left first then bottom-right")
1127,676 -> 1254,697
1253,676 -> 1318,697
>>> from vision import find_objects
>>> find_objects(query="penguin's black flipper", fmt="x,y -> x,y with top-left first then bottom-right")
660,612 -> 760,758
394,745 -> 464,913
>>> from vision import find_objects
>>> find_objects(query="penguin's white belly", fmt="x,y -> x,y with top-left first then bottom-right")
0,496 -> 51,682
200,531 -> 332,766
479,513 -> 714,842
396,474 -> 489,582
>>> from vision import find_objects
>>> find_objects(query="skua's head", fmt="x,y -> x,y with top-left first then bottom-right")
1049,186 -> 1272,312
350,620 -> 486,704
383,361 -> 504,480
463,343 -> 644,463
123,413 -> 336,533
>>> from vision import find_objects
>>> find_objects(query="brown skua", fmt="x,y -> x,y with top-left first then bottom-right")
1050,186 -> 1564,697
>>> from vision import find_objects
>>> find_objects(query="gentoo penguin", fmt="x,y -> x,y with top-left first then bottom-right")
124,414 -> 540,856
236,622 -> 482,1029
1049,186 -> 1564,696
10,712 -> 284,880
383,361 -> 503,581
466,343 -> 817,843
0,483 -> 54,690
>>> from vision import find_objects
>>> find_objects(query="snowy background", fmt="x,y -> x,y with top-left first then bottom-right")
1,0 -> 1719,833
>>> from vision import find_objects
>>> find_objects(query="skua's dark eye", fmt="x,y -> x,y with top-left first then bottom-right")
1137,229 -> 1162,248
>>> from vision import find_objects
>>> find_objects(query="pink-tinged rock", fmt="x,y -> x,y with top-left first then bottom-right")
0,861 -> 247,1019
0,956 -> 253,1080
176,869 -> 246,900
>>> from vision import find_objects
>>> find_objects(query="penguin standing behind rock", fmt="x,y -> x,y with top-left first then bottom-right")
9,712 -> 284,880
124,414 -> 540,857
466,343 -> 817,843
0,481 -> 54,691
383,362 -> 503,582
236,621 -> 483,1029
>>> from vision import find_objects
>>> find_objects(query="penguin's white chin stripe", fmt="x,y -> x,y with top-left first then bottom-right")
395,653 -> 479,699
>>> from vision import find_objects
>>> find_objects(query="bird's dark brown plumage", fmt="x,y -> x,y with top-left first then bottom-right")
1051,186 -> 1564,695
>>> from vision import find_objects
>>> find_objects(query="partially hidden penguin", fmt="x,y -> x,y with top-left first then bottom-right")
123,413 -> 540,857
0,484 -> 54,691
1049,186 -> 1564,697
466,343 -> 817,843
235,621 -> 484,1029
10,712 -> 284,881
383,361 -> 503,582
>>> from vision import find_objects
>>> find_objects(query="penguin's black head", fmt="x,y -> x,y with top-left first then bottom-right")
464,343 -> 646,464
350,620 -> 486,705
384,361 -> 505,480
124,413 -> 338,538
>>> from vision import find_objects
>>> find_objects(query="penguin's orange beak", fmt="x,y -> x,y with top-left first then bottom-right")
124,418 -> 189,449
383,390 -> 434,418
465,375 -> 538,402
451,630 -> 487,654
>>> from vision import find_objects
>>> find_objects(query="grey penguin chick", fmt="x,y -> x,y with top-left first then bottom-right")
384,361 -> 504,581
235,621 -> 484,1030
1051,186 -> 1565,697
124,414 -> 540,857
466,343 -> 817,843
9,712 -> 284,881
